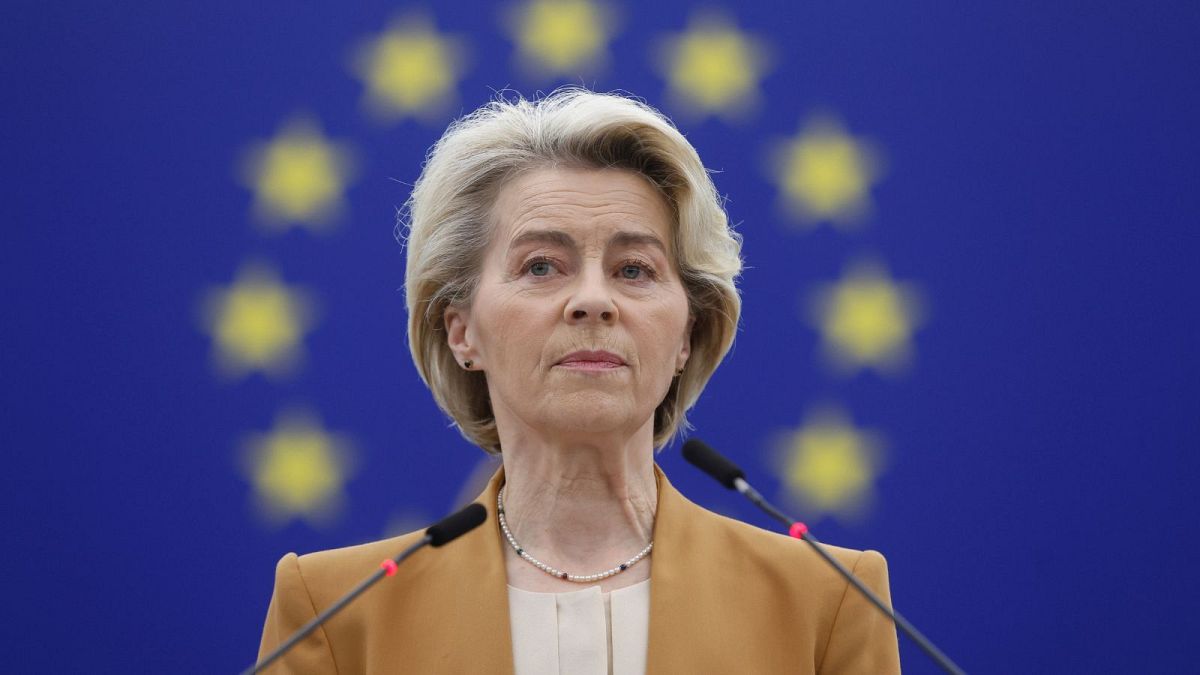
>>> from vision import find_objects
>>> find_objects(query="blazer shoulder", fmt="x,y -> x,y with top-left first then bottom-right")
289,529 -> 433,591
652,487 -> 900,672
684,496 -> 883,576
676,495 -> 893,622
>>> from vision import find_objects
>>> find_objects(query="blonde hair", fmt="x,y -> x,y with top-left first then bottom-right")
401,88 -> 741,454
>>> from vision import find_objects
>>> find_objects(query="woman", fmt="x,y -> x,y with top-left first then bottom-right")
256,89 -> 901,674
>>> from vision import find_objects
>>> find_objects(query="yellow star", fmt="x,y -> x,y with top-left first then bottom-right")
770,115 -> 883,228
199,262 -> 317,380
807,259 -> 925,376
774,405 -> 885,522
654,12 -> 770,121
240,116 -> 355,232
351,15 -> 465,122
240,408 -> 355,527
505,0 -> 615,78
381,510 -> 431,539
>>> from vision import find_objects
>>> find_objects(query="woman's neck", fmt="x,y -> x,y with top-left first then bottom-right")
498,427 -> 658,592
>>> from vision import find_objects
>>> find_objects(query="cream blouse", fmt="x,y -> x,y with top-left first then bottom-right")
506,579 -> 651,675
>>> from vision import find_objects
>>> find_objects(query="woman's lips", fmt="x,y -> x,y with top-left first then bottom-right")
556,360 -> 625,371
556,350 -> 627,371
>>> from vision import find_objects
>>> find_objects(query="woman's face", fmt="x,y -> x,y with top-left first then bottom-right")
445,166 -> 692,445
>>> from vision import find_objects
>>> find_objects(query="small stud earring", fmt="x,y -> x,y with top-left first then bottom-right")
676,367 -> 684,376
464,360 -> 473,369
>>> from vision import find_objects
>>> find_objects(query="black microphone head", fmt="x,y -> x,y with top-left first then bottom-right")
426,503 -> 487,547
682,438 -> 745,490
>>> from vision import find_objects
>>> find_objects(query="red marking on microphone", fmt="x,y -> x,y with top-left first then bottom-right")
789,522 -> 809,539
380,559 -> 398,577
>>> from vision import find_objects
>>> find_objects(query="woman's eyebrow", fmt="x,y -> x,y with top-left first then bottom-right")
507,229 -> 574,254
609,231 -> 667,255
506,229 -> 667,256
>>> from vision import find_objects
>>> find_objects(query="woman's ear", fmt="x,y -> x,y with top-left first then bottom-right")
676,314 -> 695,371
444,305 -> 478,368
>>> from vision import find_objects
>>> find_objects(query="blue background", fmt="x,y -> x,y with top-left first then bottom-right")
3,1 -> 1198,672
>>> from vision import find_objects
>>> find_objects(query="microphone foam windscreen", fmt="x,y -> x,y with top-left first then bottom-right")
682,438 -> 745,489
427,503 -> 487,547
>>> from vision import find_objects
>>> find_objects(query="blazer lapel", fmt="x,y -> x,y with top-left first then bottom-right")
439,467 -> 515,674
645,464 -> 724,672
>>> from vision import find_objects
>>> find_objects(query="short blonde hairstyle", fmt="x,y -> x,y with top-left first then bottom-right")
401,88 -> 742,454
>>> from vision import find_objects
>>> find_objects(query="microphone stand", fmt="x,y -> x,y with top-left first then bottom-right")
241,503 -> 486,674
243,536 -> 431,675
683,439 -> 966,675
734,478 -> 966,675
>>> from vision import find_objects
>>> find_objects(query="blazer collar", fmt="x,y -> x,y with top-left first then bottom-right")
644,463 -> 721,671
439,465 -> 514,673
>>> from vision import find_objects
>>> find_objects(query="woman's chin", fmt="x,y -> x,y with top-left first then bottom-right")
538,393 -> 644,437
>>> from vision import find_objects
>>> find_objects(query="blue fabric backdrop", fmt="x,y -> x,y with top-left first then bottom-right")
3,1 -> 1198,672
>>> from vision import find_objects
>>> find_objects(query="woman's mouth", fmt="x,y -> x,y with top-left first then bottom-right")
556,350 -> 627,371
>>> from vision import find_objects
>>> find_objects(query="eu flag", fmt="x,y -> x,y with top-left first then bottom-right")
3,2 -> 1197,671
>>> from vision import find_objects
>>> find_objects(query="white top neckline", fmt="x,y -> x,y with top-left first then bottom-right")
507,578 -> 651,674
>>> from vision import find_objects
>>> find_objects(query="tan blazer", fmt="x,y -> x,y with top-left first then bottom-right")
257,466 -> 901,673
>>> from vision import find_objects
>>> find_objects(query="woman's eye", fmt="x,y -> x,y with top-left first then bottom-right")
528,260 -> 552,276
621,264 -> 645,280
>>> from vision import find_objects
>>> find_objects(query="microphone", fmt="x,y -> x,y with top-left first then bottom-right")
241,503 -> 487,675
427,501 -> 488,546
682,439 -> 966,675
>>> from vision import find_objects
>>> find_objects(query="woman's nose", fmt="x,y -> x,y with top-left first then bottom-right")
564,267 -> 618,324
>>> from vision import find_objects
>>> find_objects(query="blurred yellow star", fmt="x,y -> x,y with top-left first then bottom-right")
352,15 -> 465,122
240,408 -> 355,527
505,0 -> 615,77
655,12 -> 770,121
240,116 -> 355,231
807,259 -> 925,375
381,510 -> 432,539
199,263 -> 316,380
775,405 -> 885,522
771,115 -> 882,228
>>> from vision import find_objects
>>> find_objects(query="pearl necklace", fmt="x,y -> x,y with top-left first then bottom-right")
497,485 -> 653,583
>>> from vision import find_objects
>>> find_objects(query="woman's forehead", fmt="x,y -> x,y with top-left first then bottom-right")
492,166 -> 674,247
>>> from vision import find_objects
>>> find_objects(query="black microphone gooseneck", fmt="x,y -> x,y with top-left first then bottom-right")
240,502 -> 488,675
681,439 -> 966,675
